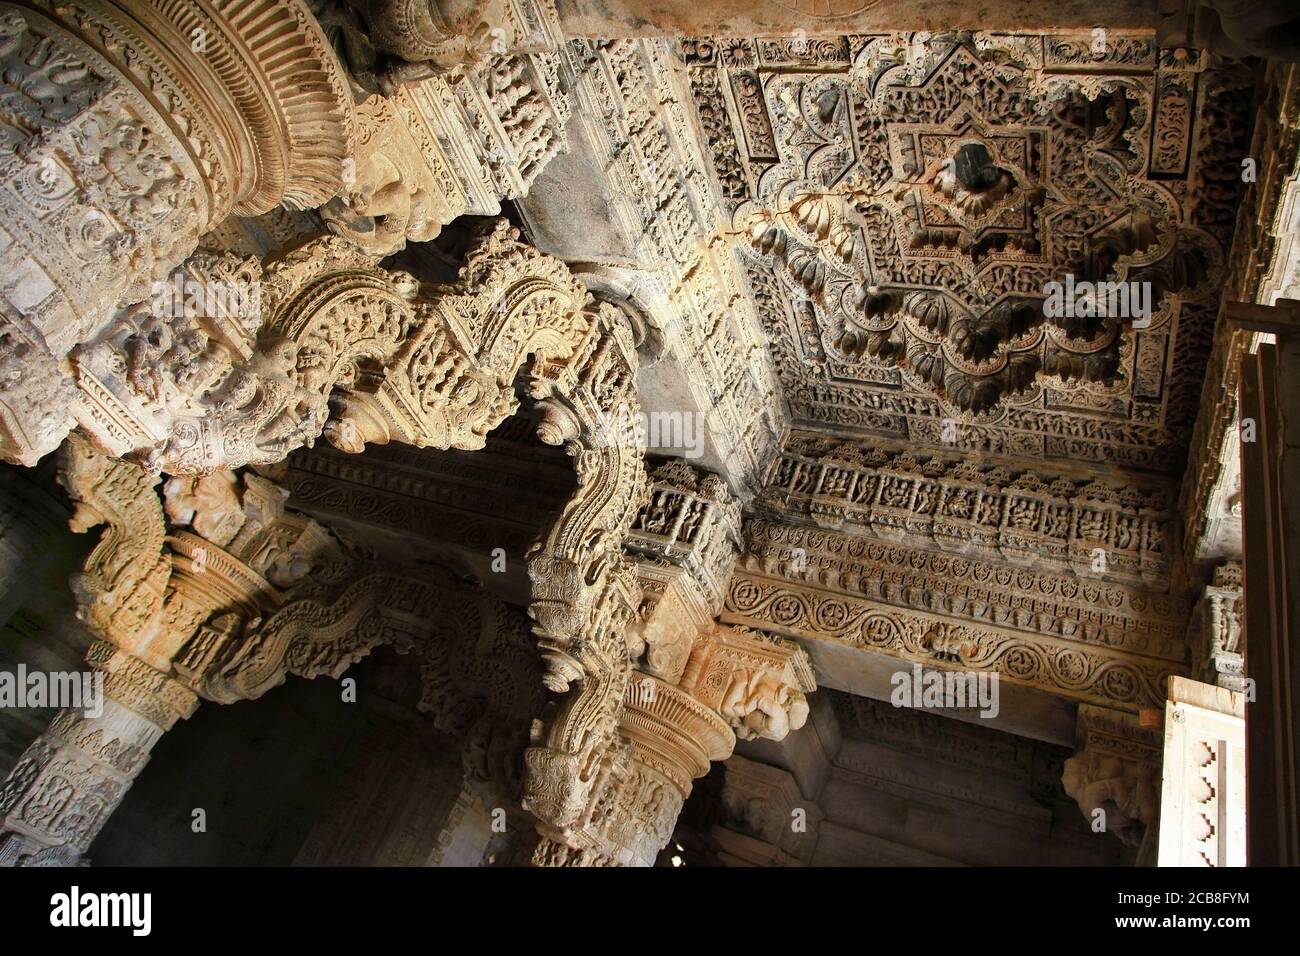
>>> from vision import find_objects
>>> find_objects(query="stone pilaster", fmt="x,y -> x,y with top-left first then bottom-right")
529,460 -> 816,866
1156,676 -> 1246,866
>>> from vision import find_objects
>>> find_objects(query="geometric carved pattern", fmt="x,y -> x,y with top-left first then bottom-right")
683,33 -> 1253,472
725,573 -> 1182,709
739,519 -> 1188,661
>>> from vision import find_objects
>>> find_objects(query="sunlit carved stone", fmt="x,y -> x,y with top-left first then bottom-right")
1,2 -> 1298,871
0,0 -> 354,466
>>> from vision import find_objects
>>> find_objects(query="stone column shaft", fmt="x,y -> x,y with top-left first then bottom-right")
0,642 -> 196,865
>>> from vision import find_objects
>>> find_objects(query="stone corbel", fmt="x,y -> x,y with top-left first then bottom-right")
321,93 -> 463,256
319,0 -> 568,242
1062,705 -> 1163,848
682,625 -> 815,744
329,0 -> 549,90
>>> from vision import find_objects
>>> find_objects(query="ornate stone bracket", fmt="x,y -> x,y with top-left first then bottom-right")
1062,705 -> 1162,848
1187,561 -> 1245,692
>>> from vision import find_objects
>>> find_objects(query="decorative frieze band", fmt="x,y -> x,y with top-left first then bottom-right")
724,573 -> 1182,710
760,434 -> 1176,588
740,518 -> 1188,662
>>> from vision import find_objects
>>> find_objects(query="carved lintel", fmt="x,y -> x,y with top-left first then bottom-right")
57,433 -> 170,663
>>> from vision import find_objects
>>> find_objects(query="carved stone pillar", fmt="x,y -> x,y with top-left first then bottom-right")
530,677 -> 733,867
1062,705 -> 1162,849
1,438 -> 199,865
528,457 -> 817,866
1156,676 -> 1246,866
1231,297 -> 1300,864
0,434 -> 338,862
0,0 -> 353,467
0,641 -> 195,865
521,302 -> 649,861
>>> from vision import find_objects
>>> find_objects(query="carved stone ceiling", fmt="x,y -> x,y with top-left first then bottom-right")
679,32 -> 1255,476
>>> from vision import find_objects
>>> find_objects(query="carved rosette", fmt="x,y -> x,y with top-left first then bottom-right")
0,0 -> 354,467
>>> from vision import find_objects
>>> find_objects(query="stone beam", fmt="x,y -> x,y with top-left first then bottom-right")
552,0 -> 1159,37
723,569 -> 1184,729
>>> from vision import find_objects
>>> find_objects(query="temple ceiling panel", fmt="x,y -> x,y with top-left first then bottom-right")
679,32 -> 1256,476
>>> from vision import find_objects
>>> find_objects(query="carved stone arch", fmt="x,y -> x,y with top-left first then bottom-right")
328,220 -> 595,455
519,303 -> 653,849
184,560 -> 545,798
